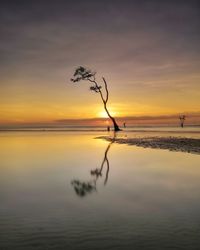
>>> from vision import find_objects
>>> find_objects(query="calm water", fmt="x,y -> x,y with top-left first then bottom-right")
0,131 -> 200,250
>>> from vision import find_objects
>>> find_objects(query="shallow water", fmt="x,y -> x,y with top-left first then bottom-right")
0,131 -> 200,250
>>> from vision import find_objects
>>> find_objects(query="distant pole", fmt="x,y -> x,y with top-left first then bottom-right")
179,115 -> 186,128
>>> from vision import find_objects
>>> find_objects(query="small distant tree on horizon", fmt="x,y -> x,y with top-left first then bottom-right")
71,66 -> 121,131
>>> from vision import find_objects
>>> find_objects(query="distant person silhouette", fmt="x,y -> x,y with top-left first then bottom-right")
179,115 -> 186,128
123,122 -> 126,128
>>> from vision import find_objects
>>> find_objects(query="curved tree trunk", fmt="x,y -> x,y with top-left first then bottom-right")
89,77 -> 121,131
104,103 -> 121,131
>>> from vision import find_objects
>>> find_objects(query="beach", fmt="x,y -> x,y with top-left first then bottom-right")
97,136 -> 200,154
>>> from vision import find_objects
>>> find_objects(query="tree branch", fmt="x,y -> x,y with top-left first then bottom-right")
88,78 -> 106,103
102,77 -> 109,103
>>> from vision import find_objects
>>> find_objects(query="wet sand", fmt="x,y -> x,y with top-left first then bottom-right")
97,136 -> 200,154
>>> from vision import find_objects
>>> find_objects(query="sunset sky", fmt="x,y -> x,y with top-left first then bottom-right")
0,0 -> 200,127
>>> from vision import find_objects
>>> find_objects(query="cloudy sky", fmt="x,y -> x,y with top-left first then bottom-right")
0,0 -> 199,126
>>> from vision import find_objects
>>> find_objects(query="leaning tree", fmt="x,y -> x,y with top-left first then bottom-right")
71,66 -> 121,131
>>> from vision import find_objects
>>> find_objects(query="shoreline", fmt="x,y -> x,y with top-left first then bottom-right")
0,129 -> 200,133
97,136 -> 200,155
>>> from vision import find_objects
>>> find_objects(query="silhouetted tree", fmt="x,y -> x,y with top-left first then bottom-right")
71,66 -> 121,131
179,115 -> 186,128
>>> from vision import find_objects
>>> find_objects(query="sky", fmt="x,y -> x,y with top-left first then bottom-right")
0,0 -> 200,127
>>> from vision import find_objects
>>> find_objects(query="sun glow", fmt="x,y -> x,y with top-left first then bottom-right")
98,110 -> 117,118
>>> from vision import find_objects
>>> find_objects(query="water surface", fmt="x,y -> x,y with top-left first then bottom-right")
0,131 -> 200,250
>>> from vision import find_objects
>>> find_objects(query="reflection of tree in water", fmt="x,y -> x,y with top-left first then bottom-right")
90,137 -> 112,185
71,134 -> 116,197
71,180 -> 96,197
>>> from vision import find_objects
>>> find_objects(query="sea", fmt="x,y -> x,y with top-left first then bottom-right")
0,126 -> 200,249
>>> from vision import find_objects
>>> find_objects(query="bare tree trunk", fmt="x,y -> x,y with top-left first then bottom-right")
104,104 -> 121,131
89,77 -> 121,131
101,77 -> 121,131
